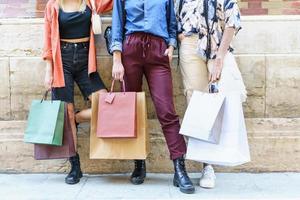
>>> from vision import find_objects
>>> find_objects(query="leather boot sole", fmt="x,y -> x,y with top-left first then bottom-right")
65,172 -> 83,185
130,175 -> 146,185
173,179 -> 195,194
65,178 -> 80,185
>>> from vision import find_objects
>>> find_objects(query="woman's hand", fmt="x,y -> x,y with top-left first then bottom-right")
112,61 -> 125,81
112,51 -> 125,81
178,33 -> 185,42
44,61 -> 53,91
209,27 -> 235,82
164,46 -> 174,65
209,56 -> 224,82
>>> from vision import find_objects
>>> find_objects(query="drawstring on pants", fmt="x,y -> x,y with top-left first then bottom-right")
141,34 -> 151,58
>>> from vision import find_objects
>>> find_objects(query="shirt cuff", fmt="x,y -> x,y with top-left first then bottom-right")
168,38 -> 177,49
111,41 -> 123,53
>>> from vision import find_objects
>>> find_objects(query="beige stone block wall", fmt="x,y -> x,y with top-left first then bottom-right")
236,55 -> 266,117
0,16 -> 299,120
0,58 -> 10,120
10,57 -> 46,119
266,55 -> 300,117
1,16 -> 299,56
0,20 -> 43,57
0,118 -> 300,173
4,55 -> 269,120
233,16 -> 300,54
0,16 -> 300,172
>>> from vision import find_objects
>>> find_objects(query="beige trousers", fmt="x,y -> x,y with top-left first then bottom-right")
179,34 -> 247,103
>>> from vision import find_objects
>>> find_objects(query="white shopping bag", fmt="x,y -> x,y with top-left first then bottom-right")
180,91 -> 225,144
186,93 -> 251,166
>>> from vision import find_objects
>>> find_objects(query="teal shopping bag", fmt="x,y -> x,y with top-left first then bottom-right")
24,92 -> 64,146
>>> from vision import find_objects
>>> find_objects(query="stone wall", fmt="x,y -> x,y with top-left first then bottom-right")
0,16 -> 300,173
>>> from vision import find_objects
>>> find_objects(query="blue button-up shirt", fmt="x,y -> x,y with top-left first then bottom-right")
111,0 -> 178,53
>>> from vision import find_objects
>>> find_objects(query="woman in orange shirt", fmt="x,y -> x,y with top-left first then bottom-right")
43,0 -> 112,184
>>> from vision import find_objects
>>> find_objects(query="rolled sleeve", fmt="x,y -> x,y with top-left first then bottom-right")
111,0 -> 125,53
110,41 -> 123,53
224,0 -> 242,35
168,38 -> 177,48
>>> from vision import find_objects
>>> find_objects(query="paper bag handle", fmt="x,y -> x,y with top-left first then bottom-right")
40,90 -> 53,103
110,79 -> 126,94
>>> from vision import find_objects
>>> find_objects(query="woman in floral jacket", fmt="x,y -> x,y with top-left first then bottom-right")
176,0 -> 249,189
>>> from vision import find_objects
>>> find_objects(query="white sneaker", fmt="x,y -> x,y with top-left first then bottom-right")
199,165 -> 216,189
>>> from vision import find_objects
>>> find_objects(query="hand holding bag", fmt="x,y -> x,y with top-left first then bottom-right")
24,91 -> 64,146
180,83 -> 225,144
96,80 -> 137,138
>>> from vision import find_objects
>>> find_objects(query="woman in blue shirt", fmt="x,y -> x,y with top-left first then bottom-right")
111,0 -> 195,194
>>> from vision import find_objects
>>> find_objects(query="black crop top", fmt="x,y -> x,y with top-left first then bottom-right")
59,6 -> 92,39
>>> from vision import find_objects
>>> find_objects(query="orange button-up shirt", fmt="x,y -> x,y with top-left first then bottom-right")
42,0 -> 113,88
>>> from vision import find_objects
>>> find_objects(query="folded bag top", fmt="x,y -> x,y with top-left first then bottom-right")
180,83 -> 225,144
96,80 -> 137,138
24,91 -> 64,146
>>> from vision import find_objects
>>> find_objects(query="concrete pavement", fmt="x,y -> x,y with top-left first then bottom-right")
0,173 -> 300,200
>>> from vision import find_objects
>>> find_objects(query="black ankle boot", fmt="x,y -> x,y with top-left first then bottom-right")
173,156 -> 195,194
74,111 -> 80,131
65,153 -> 83,184
130,160 -> 146,185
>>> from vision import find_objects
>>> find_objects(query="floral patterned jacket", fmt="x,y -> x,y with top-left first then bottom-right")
175,0 -> 241,61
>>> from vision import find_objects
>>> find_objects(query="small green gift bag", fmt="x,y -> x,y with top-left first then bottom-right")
24,91 -> 64,146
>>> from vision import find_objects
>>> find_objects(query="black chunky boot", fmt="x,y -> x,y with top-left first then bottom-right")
130,160 -> 146,185
173,156 -> 195,194
74,111 -> 80,131
65,153 -> 83,184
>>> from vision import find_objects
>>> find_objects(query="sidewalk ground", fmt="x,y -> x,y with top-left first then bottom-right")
0,173 -> 299,200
